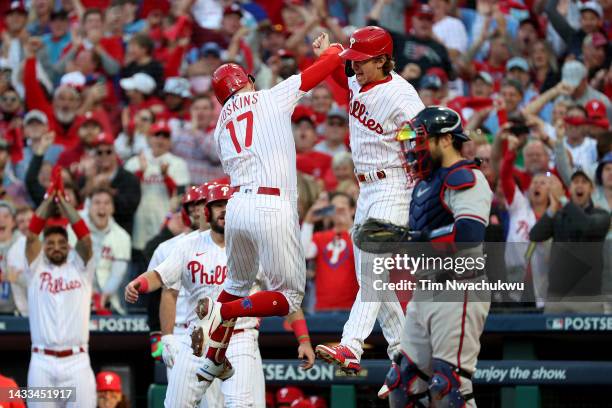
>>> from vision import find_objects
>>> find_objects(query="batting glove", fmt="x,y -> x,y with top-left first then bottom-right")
161,334 -> 179,368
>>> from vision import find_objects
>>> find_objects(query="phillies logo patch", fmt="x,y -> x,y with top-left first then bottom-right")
241,297 -> 253,310
350,37 -> 356,48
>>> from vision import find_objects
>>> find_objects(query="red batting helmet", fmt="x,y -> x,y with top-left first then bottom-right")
204,184 -> 234,222
340,26 -> 393,61
181,185 -> 208,226
276,386 -> 304,404
212,63 -> 253,105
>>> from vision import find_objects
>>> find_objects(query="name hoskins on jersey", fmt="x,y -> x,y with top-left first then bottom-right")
347,72 -> 425,173
219,93 -> 260,124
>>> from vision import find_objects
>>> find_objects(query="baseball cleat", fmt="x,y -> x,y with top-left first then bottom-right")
196,357 -> 233,382
315,344 -> 362,374
192,296 -> 223,352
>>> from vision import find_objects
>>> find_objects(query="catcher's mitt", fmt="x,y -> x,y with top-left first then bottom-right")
353,218 -> 413,253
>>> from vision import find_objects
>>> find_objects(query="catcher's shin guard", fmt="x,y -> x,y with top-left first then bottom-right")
378,351 -> 430,408
428,359 -> 474,408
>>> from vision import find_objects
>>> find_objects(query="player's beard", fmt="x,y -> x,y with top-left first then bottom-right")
47,250 -> 68,265
209,216 -> 225,234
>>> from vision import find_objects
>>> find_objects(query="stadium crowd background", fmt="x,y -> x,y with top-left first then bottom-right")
0,0 -> 610,406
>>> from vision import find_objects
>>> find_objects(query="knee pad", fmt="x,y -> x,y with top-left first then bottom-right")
379,351 -> 430,408
428,359 -> 473,408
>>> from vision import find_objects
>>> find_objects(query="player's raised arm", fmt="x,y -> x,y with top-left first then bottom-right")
56,194 -> 93,264
25,192 -> 56,265
297,33 -> 344,92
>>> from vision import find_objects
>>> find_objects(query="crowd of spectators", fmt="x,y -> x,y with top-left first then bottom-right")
0,0 -> 610,318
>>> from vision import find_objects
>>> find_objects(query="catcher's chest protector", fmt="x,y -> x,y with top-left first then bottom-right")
408,160 -> 478,232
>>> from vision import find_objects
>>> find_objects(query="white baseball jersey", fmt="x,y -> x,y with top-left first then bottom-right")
27,251 -> 95,349
125,151 -> 190,250
148,232 -> 193,331
347,72 -> 424,173
214,75 -> 305,190
155,230 -> 257,330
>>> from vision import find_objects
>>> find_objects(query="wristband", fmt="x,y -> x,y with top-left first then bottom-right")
291,319 -> 310,344
135,275 -> 149,293
28,214 -> 45,235
71,219 -> 90,240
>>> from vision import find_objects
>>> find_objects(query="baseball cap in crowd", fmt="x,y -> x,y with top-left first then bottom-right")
276,386 -> 304,405
585,99 -> 610,128
93,132 -> 114,146
24,110 -> 49,126
6,1 -> 26,15
307,396 -> 328,408
60,71 -> 86,89
327,106 -> 348,122
77,111 -> 103,129
151,120 -> 171,135
474,71 -> 494,85
420,74 -> 443,90
506,57 -> 529,72
291,398 -> 314,408
571,167 -> 594,186
96,371 -> 122,392
426,67 -> 448,84
583,32 -> 608,49
414,4 -> 435,19
201,42 -> 222,58
0,201 -> 15,216
50,9 -> 69,21
561,60 -> 587,88
223,3 -> 243,17
579,0 -> 603,18
292,105 -> 317,125
596,152 -> 612,185
120,73 -> 156,95
164,77 -> 192,98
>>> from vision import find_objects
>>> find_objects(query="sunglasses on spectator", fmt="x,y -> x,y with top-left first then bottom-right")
153,132 -> 171,138
327,119 -> 346,127
96,148 -> 114,156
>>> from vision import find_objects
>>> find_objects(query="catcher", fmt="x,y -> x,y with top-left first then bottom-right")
355,106 -> 492,407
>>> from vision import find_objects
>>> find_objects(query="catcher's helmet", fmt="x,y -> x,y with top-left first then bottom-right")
340,26 -> 393,61
204,184 -> 234,222
212,63 -> 253,105
181,185 -> 208,226
397,106 -> 469,180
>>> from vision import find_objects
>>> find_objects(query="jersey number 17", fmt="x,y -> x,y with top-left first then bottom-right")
226,111 -> 254,153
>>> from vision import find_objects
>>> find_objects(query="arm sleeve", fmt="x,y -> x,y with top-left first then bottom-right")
101,260 -> 128,295
500,149 -> 517,205
24,57 -> 54,121
529,212 -> 554,241
300,222 -> 318,259
298,45 -> 343,92
155,246 -> 184,290
25,154 -> 46,206
330,63 -> 349,90
544,0 -> 577,41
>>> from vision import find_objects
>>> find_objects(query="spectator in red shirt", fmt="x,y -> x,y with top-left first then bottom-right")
293,105 -> 333,185
301,192 -> 359,311
56,111 -> 104,176
24,38 -> 82,147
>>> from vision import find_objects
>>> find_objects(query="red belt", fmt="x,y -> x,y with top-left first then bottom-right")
32,347 -> 85,358
235,186 -> 280,196
356,170 -> 386,182
232,328 -> 259,335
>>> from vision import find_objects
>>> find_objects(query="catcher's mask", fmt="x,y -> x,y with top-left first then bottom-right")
397,121 -> 432,181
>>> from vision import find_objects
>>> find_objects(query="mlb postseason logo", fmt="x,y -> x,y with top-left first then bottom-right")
546,318 -> 564,330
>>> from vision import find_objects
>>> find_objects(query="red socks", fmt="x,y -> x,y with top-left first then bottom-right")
220,291 -> 289,320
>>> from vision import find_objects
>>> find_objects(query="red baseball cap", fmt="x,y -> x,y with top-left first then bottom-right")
276,386 -> 304,404
426,67 -> 449,84
223,3 -> 243,17
291,398 -> 314,408
77,111 -> 103,128
6,1 -> 27,14
151,120 -> 171,135
96,371 -> 122,392
414,4 -> 434,20
585,99 -> 609,128
564,116 -> 588,126
292,105 -> 317,125
308,396 -> 328,408
93,132 -> 115,146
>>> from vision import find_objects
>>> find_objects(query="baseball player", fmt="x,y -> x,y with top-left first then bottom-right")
125,185 -> 266,407
179,33 -> 344,383
315,26 -> 425,373
24,189 -> 96,407
366,106 -> 492,407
